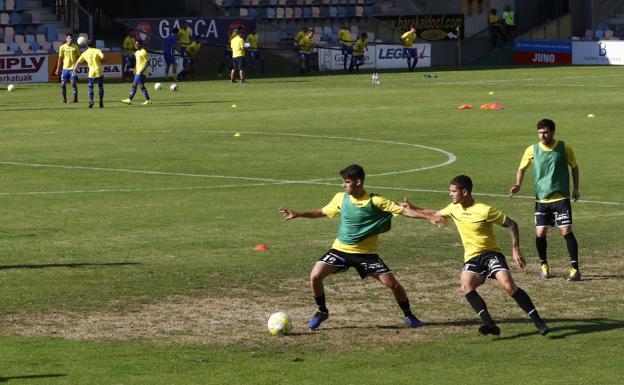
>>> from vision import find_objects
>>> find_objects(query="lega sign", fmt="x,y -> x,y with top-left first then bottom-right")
318,44 -> 431,70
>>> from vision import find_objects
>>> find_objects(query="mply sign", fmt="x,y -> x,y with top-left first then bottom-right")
0,56 -> 46,74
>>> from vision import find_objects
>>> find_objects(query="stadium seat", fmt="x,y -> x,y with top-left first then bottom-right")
583,29 -> 593,41
239,7 -> 248,16
0,27 -> 3,40
303,6 -> 311,17
15,0 -> 25,9
95,39 -> 105,49
9,41 -> 19,51
21,12 -> 32,24
24,24 -> 34,35
35,33 -> 45,44
266,7 -> 275,18
35,25 -> 46,35
276,7 -> 284,18
0,12 -> 10,25
46,26 -> 56,41
31,10 -> 40,23
294,6 -> 302,17
0,0 -> 4,9
52,40 -> 61,51
5,0 -> 13,11
30,40 -> 40,50
25,33 -> 34,43
312,6 -> 320,17
285,6 -> 294,17
594,30 -> 604,40
12,24 -> 23,34
3,25 -> 13,36
329,6 -> 337,17
40,40 -> 51,51
13,33 -> 23,43
3,32 -> 12,43
605,29 -> 615,39
9,12 -> 21,24
18,41 -> 30,53
0,42 -> 13,54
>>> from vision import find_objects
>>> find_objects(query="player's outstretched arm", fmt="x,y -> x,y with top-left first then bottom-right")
509,169 -> 526,197
571,166 -> 580,201
502,217 -> 525,268
279,208 -> 325,220
401,198 -> 447,225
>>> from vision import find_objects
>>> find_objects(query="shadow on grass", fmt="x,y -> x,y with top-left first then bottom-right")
0,262 -> 142,270
0,374 -> 66,382
579,274 -> 624,281
493,317 -> 624,341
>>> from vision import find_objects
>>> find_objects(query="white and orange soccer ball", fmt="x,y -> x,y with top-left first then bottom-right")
267,312 -> 292,335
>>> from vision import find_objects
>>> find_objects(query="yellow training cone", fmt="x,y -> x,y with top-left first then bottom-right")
234,133 -> 241,137
587,113 -> 595,118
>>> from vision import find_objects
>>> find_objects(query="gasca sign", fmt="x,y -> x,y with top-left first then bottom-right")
377,14 -> 464,41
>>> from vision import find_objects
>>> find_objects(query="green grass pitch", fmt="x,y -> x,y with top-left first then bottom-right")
1,66 -> 623,384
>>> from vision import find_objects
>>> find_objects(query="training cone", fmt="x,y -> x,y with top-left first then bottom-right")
231,104 -> 237,108
458,104 -> 473,109
254,244 -> 270,251
587,113 -> 595,118
234,133 -> 241,137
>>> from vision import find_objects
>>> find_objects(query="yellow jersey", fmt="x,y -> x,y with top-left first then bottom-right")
299,35 -> 313,53
187,41 -> 201,58
295,30 -> 306,44
230,35 -> 245,58
401,31 -> 416,48
322,192 -> 403,254
353,38 -> 368,56
122,36 -> 135,55
135,48 -> 149,75
59,43 -> 80,70
518,140 -> 577,203
489,14 -> 501,26
338,28 -> 351,46
439,202 -> 506,262
226,31 -> 237,52
76,48 -> 104,78
246,33 -> 259,51
177,26 -> 192,47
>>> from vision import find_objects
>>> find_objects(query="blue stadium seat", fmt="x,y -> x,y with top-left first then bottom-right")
15,0 -> 25,10
46,26 -> 56,41
35,25 -> 46,34
9,12 -> 21,24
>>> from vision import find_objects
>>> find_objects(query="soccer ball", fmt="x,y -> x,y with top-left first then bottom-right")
169,83 -> 178,92
154,82 -> 162,90
267,312 -> 292,335
7,84 -> 15,92
77,36 -> 87,46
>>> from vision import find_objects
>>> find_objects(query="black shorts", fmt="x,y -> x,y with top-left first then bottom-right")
463,251 -> 510,278
232,57 -> 245,70
535,199 -> 573,228
318,249 -> 392,279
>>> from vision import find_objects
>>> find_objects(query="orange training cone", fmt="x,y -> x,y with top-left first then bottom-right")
254,244 -> 270,251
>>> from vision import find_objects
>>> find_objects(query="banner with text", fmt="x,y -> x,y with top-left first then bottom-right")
0,55 -> 49,83
377,15 -> 464,41
572,41 -> 624,65
117,18 -> 255,50
514,40 -> 572,65
318,44 -> 431,70
48,52 -> 124,81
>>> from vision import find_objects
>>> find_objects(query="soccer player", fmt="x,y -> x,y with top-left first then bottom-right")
400,25 -> 418,71
338,23 -> 352,71
348,32 -> 368,72
298,29 -> 314,75
177,21 -> 192,56
218,28 -> 238,77
280,164 -> 441,330
404,175 -> 550,336
121,40 -> 152,106
72,39 -> 104,108
294,26 -> 309,48
180,35 -> 202,80
230,27 -> 247,83
246,26 -> 265,75
164,28 -> 179,81
54,34 -> 80,103
488,8 -> 506,49
122,29 -> 136,81
509,119 -> 581,281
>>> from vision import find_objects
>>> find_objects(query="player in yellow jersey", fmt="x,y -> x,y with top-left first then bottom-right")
177,21 -> 192,56
280,164 -> 441,330
218,28 -> 238,77
298,30 -> 314,75
180,36 -> 202,80
72,39 -> 105,108
122,29 -> 136,81
488,8 -> 506,49
246,26 -> 265,75
294,26 -> 308,48
54,34 -> 80,103
337,23 -> 352,71
348,32 -> 368,72
403,175 -> 550,336
121,40 -> 152,106
400,25 -> 418,71
230,26 -> 247,83
510,119 -> 581,281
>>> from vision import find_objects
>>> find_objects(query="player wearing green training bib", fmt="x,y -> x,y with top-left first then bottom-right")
280,164 -> 441,330
510,119 -> 581,281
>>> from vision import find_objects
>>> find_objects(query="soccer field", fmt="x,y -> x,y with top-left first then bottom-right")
1,67 -> 623,384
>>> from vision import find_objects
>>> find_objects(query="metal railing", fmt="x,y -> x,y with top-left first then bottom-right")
53,0 -> 93,38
